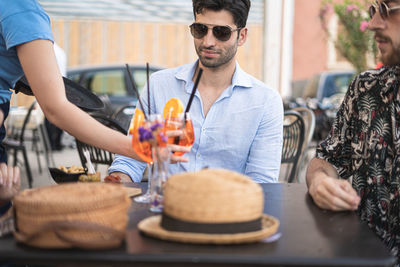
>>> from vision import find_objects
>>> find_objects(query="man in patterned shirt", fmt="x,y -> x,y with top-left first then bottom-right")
307,0 -> 400,263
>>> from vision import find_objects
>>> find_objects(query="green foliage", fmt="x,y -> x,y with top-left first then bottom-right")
320,0 -> 377,74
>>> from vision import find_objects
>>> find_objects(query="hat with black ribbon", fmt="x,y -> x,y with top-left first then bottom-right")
138,169 -> 279,244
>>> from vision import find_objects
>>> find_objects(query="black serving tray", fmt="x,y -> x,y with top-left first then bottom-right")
49,167 -> 86,184
13,76 -> 104,112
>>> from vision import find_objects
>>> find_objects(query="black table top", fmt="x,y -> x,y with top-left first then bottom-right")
0,183 -> 396,267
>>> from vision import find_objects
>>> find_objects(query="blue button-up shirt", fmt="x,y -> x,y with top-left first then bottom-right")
108,61 -> 283,183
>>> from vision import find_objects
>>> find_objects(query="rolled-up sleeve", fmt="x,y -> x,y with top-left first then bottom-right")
108,154 -> 147,183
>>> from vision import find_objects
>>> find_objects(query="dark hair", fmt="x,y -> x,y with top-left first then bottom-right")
192,0 -> 251,28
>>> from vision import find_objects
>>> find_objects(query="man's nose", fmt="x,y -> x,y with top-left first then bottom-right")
202,28 -> 217,46
368,11 -> 386,31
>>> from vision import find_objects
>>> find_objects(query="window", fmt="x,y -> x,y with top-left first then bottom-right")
85,70 -> 126,97
131,68 -> 159,92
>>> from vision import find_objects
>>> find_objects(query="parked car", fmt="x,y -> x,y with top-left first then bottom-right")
286,70 -> 355,142
67,64 -> 163,114
302,70 -> 354,105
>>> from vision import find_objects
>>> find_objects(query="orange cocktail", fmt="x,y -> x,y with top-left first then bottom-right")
164,112 -> 194,156
130,110 -> 167,163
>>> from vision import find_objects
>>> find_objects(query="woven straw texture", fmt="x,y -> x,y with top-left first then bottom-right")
138,169 -> 280,244
13,183 -> 131,249
163,169 -> 264,223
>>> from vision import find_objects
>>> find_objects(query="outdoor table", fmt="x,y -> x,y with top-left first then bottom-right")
0,183 -> 396,266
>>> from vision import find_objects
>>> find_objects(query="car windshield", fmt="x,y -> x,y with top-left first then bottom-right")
322,73 -> 353,99
86,70 -> 126,97
302,72 -> 353,101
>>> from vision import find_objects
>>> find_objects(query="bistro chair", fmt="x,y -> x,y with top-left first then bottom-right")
75,113 -> 126,171
111,104 -> 135,134
292,107 -> 316,183
2,101 -> 37,188
280,110 -> 305,183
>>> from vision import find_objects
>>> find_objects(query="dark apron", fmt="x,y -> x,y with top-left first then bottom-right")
0,102 -> 10,163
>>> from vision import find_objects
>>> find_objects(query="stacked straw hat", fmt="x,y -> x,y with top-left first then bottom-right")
138,169 -> 279,244
13,183 -> 131,249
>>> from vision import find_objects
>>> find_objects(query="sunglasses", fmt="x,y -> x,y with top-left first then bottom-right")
369,1 -> 400,19
189,23 -> 242,42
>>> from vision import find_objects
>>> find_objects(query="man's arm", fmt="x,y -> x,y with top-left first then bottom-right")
108,154 -> 147,183
306,157 -> 360,211
245,92 -> 283,183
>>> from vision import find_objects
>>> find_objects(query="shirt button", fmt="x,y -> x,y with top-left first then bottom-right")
202,128 -> 205,132
197,154 -> 201,158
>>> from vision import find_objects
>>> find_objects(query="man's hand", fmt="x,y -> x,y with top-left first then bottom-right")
308,175 -> 360,211
165,129 -> 191,163
0,163 -> 20,203
307,158 -> 360,211
109,172 -> 132,183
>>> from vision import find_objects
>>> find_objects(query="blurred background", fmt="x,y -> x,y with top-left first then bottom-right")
12,0 -> 376,150
13,0 -> 374,101
6,0 -> 377,187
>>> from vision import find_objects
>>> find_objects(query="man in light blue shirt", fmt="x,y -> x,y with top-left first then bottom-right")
109,0 -> 283,183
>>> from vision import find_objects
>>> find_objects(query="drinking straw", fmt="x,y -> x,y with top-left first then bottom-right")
185,68 -> 203,114
125,64 -> 147,120
146,62 -> 151,117
173,68 -> 203,145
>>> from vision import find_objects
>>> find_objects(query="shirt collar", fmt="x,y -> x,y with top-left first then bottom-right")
175,60 -> 253,94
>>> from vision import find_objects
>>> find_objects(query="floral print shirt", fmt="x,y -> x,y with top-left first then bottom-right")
316,66 -> 400,262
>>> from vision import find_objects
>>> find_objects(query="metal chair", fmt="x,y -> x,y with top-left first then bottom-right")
280,110 -> 305,183
111,104 -> 135,134
2,101 -> 37,188
292,107 -> 316,183
75,113 -> 126,171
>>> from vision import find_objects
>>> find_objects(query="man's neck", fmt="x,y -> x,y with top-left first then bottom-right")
194,59 -> 236,116
195,59 -> 236,90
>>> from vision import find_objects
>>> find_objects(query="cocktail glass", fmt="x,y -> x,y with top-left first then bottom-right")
132,113 -> 166,203
164,112 -> 194,156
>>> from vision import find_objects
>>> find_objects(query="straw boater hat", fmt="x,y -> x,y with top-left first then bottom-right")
138,169 -> 279,244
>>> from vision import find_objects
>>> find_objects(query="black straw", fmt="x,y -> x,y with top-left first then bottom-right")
125,63 -> 147,120
185,68 -> 203,114
173,68 -> 203,145
146,62 -> 151,117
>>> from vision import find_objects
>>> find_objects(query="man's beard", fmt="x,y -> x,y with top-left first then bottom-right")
379,46 -> 400,67
376,34 -> 400,66
196,43 -> 238,68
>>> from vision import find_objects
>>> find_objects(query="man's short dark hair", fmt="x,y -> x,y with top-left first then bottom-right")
192,0 -> 251,28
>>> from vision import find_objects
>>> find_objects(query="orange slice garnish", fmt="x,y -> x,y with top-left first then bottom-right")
163,98 -> 184,120
128,109 -> 145,135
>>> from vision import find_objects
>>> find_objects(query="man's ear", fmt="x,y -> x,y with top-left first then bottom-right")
238,27 -> 248,46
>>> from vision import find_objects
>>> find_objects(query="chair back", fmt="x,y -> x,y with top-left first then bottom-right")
280,110 -> 305,183
75,113 -> 126,170
290,107 -> 316,183
292,107 -> 315,150
111,104 -> 135,134
17,101 -> 38,144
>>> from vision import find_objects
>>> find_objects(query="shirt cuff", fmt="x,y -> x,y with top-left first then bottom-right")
108,163 -> 145,183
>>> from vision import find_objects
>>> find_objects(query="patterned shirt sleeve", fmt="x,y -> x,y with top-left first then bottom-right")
316,76 -> 358,180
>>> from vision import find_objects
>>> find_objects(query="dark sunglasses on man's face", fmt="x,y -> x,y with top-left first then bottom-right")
189,23 -> 242,42
369,1 -> 400,20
